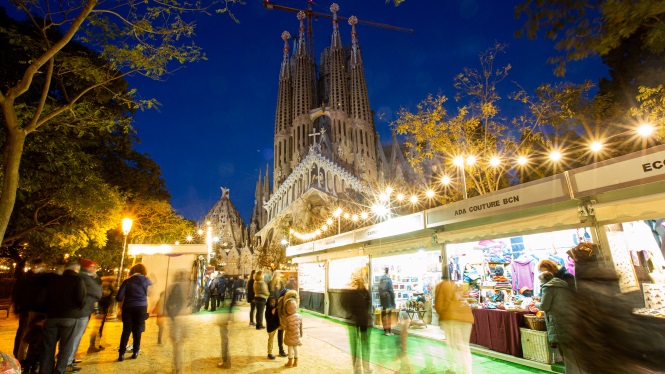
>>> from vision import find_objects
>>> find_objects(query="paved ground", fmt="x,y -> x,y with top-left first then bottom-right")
0,303 -> 548,373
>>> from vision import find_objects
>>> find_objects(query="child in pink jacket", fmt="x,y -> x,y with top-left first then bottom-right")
283,296 -> 302,367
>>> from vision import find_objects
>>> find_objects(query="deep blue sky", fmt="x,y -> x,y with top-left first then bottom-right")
128,0 -> 606,224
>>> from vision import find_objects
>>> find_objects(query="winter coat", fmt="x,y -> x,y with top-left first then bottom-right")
247,278 -> 255,301
554,267 -> 576,290
539,277 -> 575,343
283,298 -> 302,346
45,270 -> 86,319
213,276 -> 226,296
76,271 -> 103,318
116,273 -> 152,308
278,290 -> 299,329
253,273 -> 270,300
265,301 -> 280,333
434,280 -> 473,323
378,274 -> 395,309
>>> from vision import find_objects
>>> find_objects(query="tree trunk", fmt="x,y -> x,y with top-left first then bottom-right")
0,102 -> 27,244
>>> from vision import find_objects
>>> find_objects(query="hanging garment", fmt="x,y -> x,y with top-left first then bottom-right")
510,257 -> 534,291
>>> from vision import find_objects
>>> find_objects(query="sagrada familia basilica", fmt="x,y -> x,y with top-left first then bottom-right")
202,4 -> 424,272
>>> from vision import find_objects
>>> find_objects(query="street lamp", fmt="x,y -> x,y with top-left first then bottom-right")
333,208 -> 343,234
117,218 -> 133,287
453,156 -> 468,199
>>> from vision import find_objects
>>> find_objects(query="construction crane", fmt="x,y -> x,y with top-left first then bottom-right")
263,0 -> 413,59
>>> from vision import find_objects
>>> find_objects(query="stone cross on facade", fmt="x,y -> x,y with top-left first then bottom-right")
309,128 -> 321,148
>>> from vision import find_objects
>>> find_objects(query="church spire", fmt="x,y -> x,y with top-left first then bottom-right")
274,31 -> 293,190
330,3 -> 342,49
348,15 -> 371,124
290,10 -> 314,172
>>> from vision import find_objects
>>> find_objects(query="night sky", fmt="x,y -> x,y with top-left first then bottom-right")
127,0 -> 606,224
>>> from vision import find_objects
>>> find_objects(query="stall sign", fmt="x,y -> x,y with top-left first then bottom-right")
569,144 -> 665,198
426,175 -> 568,228
286,242 -> 314,257
312,231 -> 355,252
355,212 -> 425,243
298,262 -> 325,293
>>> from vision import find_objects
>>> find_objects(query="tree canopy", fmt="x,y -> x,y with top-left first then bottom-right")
0,0 -> 242,246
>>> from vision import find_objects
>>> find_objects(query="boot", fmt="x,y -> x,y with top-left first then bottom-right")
284,358 -> 293,367
293,358 -> 298,367
131,350 -> 139,359
117,353 -> 124,362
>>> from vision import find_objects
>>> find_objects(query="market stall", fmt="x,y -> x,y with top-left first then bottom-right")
327,256 -> 369,319
370,250 -> 441,327
298,262 -> 325,313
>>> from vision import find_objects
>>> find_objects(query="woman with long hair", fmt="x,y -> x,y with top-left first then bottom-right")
116,263 -> 152,361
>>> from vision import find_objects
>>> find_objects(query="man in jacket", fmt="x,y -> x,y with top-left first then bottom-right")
40,261 -> 87,374
68,258 -> 102,366
247,270 -> 256,326
212,273 -> 226,311
12,259 -> 46,361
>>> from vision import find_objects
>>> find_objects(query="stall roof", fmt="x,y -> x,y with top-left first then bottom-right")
128,244 -> 208,256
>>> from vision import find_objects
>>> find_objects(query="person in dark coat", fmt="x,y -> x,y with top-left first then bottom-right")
537,271 -> 582,374
212,273 -> 226,311
378,267 -> 396,336
12,259 -> 46,361
233,275 -> 245,302
202,274 -> 213,311
247,270 -> 256,326
69,258 -> 102,366
538,259 -> 575,289
265,296 -> 280,359
40,261 -> 86,374
343,278 -> 373,374
116,263 -> 152,361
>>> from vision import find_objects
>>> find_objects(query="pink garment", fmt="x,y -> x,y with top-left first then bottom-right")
565,255 -> 575,276
510,257 -> 534,291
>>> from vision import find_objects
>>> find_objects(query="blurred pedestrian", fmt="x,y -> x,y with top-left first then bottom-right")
40,261 -> 86,374
247,270 -> 256,326
378,267 -> 395,336
88,275 -> 114,352
253,270 -> 269,330
166,271 -> 192,374
283,291 -> 303,368
343,277 -> 372,374
536,271 -> 582,374
154,291 -> 165,345
116,263 -> 152,361
269,270 -> 285,299
212,272 -> 226,310
234,275 -> 244,302
12,259 -> 46,362
216,289 -> 238,369
68,258 -> 102,370
434,279 -> 473,374
202,274 -> 213,311
569,266 -> 665,373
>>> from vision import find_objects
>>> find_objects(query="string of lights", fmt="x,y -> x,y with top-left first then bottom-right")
287,123 -> 660,243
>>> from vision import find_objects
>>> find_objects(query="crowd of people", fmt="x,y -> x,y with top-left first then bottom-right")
11,258 -> 111,374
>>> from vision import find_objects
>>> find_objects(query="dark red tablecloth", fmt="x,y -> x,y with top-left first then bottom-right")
469,308 -> 526,357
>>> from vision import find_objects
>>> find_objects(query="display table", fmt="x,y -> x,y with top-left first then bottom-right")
469,308 -> 526,357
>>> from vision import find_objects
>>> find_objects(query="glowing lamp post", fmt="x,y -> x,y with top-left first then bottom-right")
117,218 -> 133,286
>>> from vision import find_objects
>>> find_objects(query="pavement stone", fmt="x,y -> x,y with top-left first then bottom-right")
0,303 -> 548,373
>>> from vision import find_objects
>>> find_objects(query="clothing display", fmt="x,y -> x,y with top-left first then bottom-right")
510,257 -> 535,291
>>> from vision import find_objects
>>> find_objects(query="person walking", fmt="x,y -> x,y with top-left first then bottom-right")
233,275 -> 245,302
253,270 -> 269,330
283,291 -> 303,368
165,271 -> 192,374
343,277 -> 372,374
88,275 -> 114,353
216,288 -> 238,369
40,261 -> 86,374
247,270 -> 256,326
378,267 -> 395,336
12,259 -> 46,363
212,272 -> 226,311
68,259 -> 102,369
537,271 -> 584,374
434,279 -> 474,374
116,263 -> 152,361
